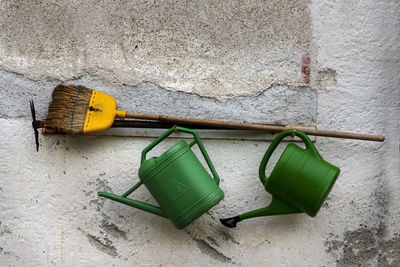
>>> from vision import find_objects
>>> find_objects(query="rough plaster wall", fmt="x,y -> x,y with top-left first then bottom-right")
0,1 -> 399,267
312,1 -> 400,265
0,0 -> 312,100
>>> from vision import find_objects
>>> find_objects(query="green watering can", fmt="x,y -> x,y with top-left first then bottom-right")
220,129 -> 340,228
98,126 -> 224,229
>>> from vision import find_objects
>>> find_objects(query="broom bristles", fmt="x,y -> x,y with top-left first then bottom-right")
44,85 -> 93,134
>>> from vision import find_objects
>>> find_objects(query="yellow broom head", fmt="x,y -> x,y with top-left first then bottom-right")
43,84 -> 123,134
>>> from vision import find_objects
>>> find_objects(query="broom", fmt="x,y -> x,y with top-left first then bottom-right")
41,85 -> 223,134
43,84 -> 384,142
31,99 -> 222,151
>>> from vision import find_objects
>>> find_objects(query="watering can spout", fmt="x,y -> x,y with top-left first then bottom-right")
220,197 -> 302,228
97,192 -> 168,218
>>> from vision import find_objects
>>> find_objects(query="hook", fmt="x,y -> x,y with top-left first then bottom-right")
30,100 -> 41,152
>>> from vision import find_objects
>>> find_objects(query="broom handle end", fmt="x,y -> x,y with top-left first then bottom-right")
116,110 -> 127,118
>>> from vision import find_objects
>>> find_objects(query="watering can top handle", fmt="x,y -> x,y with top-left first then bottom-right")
141,126 -> 220,185
259,129 -> 322,185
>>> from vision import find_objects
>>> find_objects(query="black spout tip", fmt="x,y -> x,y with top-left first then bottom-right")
219,216 -> 241,228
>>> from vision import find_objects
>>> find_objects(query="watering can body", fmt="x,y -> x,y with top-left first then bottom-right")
98,126 -> 224,229
265,142 -> 339,217
220,129 -> 340,227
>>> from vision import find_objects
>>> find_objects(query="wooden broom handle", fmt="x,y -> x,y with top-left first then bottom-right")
124,112 -> 384,142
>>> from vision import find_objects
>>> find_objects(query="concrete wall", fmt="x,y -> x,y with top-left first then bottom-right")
1,0 -> 399,266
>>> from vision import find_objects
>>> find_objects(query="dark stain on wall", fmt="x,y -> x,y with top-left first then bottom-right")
193,237 -> 232,263
325,180 -> 398,266
325,223 -> 400,266
316,68 -> 337,90
220,230 -> 240,245
0,222 -> 12,236
86,233 -> 118,257
185,228 -> 234,264
100,220 -> 127,240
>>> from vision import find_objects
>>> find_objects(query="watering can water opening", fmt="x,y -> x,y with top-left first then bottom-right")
220,129 -> 340,228
98,126 -> 224,229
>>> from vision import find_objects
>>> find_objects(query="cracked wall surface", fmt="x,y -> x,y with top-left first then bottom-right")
0,0 -> 312,100
0,69 -> 317,125
1,0 -> 400,266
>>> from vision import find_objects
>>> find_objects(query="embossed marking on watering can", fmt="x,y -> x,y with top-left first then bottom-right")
169,179 -> 192,200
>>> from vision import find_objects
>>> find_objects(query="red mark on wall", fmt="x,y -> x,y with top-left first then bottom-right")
84,48 -> 89,65
301,52 -> 311,84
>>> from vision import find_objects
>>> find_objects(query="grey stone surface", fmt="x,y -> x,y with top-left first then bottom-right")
0,69 -> 316,125
0,0 -> 312,100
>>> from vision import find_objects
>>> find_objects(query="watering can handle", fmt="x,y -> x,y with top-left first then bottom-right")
141,126 -> 220,185
259,129 -> 322,185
